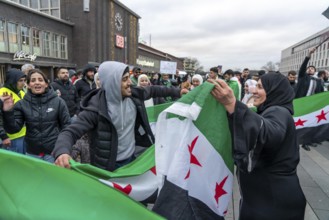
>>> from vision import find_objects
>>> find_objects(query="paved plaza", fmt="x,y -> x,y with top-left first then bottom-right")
226,141 -> 329,220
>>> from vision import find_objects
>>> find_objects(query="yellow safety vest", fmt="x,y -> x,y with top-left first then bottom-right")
0,87 -> 26,139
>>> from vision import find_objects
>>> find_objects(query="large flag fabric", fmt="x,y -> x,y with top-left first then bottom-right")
0,83 -> 234,219
0,149 -> 163,220
152,83 -> 234,219
70,146 -> 159,203
293,91 -> 329,145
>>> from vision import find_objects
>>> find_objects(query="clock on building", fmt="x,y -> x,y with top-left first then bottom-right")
115,12 -> 123,31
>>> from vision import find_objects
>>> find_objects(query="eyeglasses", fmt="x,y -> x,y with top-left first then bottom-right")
18,79 -> 27,82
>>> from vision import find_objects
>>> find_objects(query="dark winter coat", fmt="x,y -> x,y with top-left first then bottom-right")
52,85 -> 181,171
295,56 -> 324,98
229,73 -> 306,219
0,101 -> 8,141
3,87 -> 70,155
3,68 -> 26,96
74,64 -> 97,98
50,79 -> 80,117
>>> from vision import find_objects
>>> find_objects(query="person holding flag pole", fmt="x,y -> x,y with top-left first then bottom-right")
209,72 -> 306,219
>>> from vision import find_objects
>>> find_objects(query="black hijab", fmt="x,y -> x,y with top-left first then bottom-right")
257,72 -> 294,115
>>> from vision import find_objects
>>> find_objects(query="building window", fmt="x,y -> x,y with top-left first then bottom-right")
8,0 -> 60,18
21,25 -> 31,52
32,28 -> 41,55
0,20 -> 6,52
52,33 -> 60,58
50,0 -> 59,17
8,22 -> 19,53
30,0 -> 39,9
60,35 -> 67,59
43,31 -> 50,56
40,0 -> 60,17
19,0 -> 29,6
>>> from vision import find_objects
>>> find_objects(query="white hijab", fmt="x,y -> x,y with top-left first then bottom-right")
241,79 -> 257,104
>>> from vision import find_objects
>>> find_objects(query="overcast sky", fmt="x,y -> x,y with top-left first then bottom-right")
120,0 -> 329,71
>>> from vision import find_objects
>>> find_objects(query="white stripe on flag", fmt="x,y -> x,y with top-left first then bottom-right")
156,117 -> 233,216
99,170 -> 160,201
294,105 -> 329,129
164,101 -> 202,120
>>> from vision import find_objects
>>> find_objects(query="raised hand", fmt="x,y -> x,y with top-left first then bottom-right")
0,92 -> 14,111
208,79 -> 236,114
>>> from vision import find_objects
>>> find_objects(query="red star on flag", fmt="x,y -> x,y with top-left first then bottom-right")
185,136 -> 202,179
295,118 -> 307,127
214,175 -> 228,205
150,166 -> 157,175
112,183 -> 132,195
316,110 -> 328,123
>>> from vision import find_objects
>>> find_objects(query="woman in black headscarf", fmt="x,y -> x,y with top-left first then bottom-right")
209,72 -> 306,220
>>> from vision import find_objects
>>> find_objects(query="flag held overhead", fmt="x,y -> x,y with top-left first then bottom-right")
322,6 -> 329,20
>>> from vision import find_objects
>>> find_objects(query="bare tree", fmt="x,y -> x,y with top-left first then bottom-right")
184,57 -> 204,74
261,61 -> 280,72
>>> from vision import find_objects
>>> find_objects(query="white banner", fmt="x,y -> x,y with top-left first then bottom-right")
160,61 -> 177,74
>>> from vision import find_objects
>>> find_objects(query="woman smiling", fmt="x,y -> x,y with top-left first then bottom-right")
1,69 -> 70,163
209,72 -> 306,220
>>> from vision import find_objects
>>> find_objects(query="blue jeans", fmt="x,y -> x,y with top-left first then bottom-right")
115,155 -> 136,169
26,152 -> 55,163
7,137 -> 26,154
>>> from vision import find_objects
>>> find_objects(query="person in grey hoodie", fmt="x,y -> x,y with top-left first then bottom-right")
53,61 -> 188,171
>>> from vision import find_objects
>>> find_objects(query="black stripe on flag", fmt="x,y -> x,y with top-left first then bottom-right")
296,123 -> 329,145
322,6 -> 329,20
152,179 -> 224,220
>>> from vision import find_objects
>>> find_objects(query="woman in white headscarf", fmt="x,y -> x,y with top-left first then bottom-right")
241,79 -> 257,107
137,74 -> 154,107
190,74 -> 203,90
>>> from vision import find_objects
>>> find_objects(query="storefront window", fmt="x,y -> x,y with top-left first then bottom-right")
8,22 -> 18,53
0,20 -> 6,52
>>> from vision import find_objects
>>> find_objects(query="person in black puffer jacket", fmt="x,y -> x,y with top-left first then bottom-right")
1,69 -> 70,163
74,64 -> 97,99
51,67 -> 80,118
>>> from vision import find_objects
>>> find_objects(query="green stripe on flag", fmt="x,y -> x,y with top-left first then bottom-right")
194,93 -> 233,173
146,102 -> 172,122
0,149 -> 163,220
293,91 -> 329,117
71,145 -> 155,179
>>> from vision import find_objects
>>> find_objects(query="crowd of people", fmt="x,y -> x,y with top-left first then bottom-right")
0,46 -> 328,219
